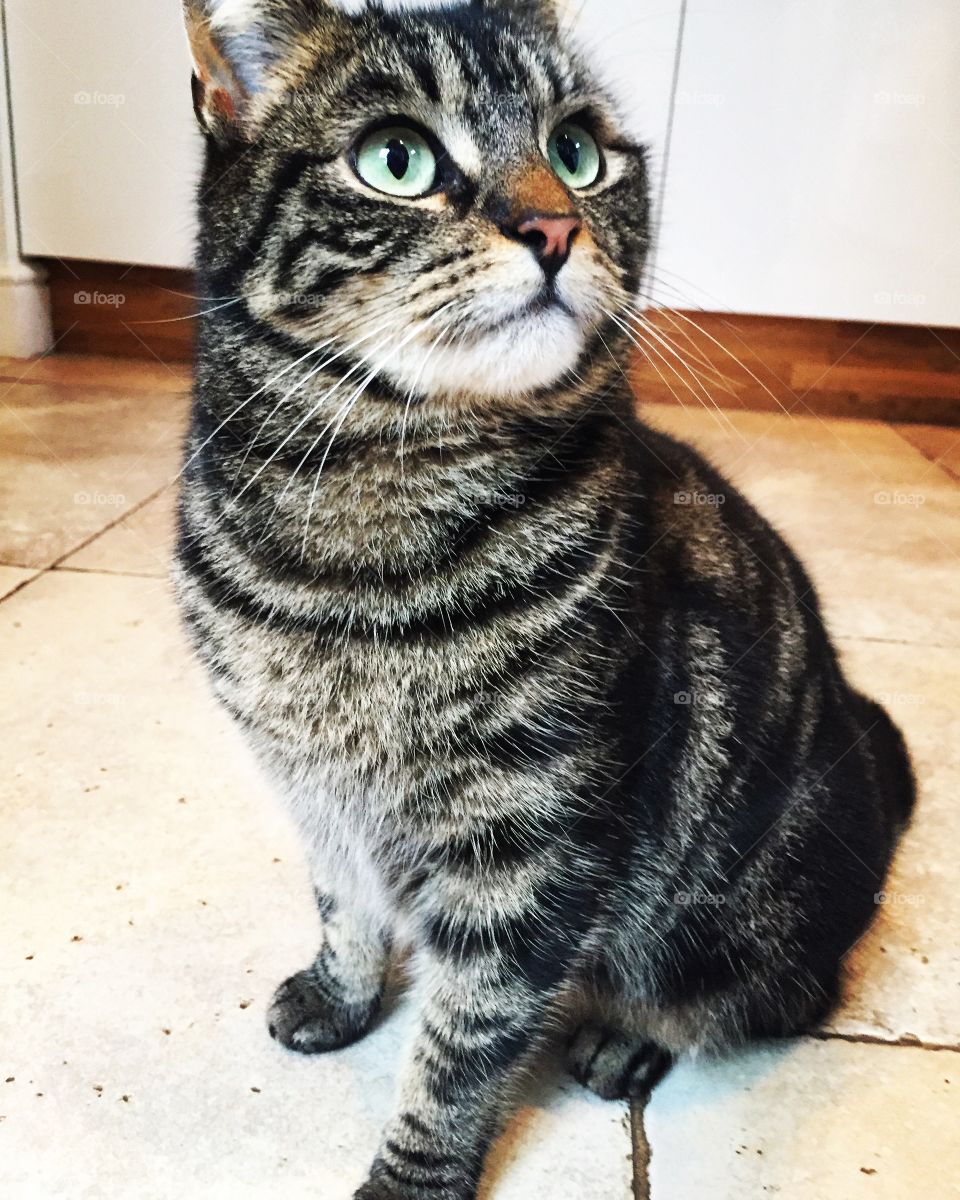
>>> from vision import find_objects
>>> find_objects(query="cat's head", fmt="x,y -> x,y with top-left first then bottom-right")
184,0 -> 649,403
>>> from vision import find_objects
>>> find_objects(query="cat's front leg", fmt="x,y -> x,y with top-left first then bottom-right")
268,887 -> 389,1054
355,889 -> 581,1200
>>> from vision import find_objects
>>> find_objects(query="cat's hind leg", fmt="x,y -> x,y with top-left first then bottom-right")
268,888 -> 389,1054
565,1022 -> 673,1100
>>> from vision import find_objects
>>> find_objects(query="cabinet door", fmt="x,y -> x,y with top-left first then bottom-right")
6,0 -> 201,268
654,0 -> 960,326
6,0 -> 682,271
568,0 -> 685,223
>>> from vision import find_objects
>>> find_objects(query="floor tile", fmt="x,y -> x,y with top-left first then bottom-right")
641,404 -> 960,646
895,423 -> 960,484
0,565 -> 38,600
644,1038 -> 959,1199
824,639 -> 960,1048
0,571 -> 631,1200
0,382 -> 187,569
61,487 -> 178,578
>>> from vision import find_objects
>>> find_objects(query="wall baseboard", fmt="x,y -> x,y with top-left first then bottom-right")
0,262 -> 53,356
630,310 -> 960,426
44,259 -> 195,362
40,259 -> 960,426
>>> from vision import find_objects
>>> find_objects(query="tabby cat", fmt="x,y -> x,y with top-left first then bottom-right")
176,1 -> 915,1196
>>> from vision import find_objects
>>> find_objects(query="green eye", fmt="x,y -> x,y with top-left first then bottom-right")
354,125 -> 439,198
548,122 -> 602,189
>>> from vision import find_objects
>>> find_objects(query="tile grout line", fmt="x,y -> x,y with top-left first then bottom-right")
628,1026 -> 957,1198
810,1029 -> 960,1054
886,422 -> 960,486
0,569 -> 43,605
836,634 -> 960,650
0,482 -> 171,606
892,432 -> 960,487
631,1099 -> 652,1200
51,565 -> 165,580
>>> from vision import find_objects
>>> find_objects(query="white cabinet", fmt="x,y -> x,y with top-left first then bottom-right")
5,0 -> 201,269
655,0 -> 960,326
3,0 -> 682,271
4,0 -> 959,327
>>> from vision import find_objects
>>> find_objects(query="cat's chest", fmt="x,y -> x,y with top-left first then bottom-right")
218,614 -> 465,778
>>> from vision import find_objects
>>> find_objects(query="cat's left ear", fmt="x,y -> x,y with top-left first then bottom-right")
182,0 -> 347,141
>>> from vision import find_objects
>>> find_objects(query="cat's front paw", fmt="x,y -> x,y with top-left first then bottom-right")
354,1183 -> 474,1200
267,967 -> 380,1054
353,1165 -> 474,1200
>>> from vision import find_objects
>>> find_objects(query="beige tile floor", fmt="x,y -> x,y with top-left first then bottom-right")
1,356 -> 958,1199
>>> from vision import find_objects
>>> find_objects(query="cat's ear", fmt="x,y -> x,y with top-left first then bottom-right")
182,0 -> 346,140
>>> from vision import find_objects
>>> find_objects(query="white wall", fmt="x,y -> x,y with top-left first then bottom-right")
0,1 -> 52,354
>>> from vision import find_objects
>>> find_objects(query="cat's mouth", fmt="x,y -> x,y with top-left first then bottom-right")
376,274 -> 599,401
472,289 -> 576,337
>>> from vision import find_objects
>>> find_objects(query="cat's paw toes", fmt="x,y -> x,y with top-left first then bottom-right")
566,1023 -> 673,1100
354,1181 -> 472,1200
354,1159 -> 474,1200
267,967 -> 379,1054
354,1180 -> 472,1200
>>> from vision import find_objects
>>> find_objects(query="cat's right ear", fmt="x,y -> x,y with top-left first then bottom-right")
181,0 -> 345,141
183,0 -> 257,140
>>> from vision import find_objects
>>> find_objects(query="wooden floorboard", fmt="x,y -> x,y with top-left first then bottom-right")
39,259 -> 960,424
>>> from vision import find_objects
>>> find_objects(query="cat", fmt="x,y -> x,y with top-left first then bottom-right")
175,2 -> 915,1197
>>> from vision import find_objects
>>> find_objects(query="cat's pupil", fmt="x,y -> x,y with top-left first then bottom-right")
386,139 -> 410,180
556,133 -> 580,175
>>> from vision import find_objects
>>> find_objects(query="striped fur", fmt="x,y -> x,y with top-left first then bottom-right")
176,2 -> 915,1196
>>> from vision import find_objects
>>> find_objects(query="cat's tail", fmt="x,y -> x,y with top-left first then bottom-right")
858,695 -> 917,832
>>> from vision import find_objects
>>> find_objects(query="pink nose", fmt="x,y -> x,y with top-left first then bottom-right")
512,214 -> 582,278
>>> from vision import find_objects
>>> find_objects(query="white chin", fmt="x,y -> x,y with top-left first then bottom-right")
383,307 -> 587,401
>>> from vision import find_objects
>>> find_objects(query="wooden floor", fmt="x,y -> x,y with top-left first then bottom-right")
41,258 -> 960,426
